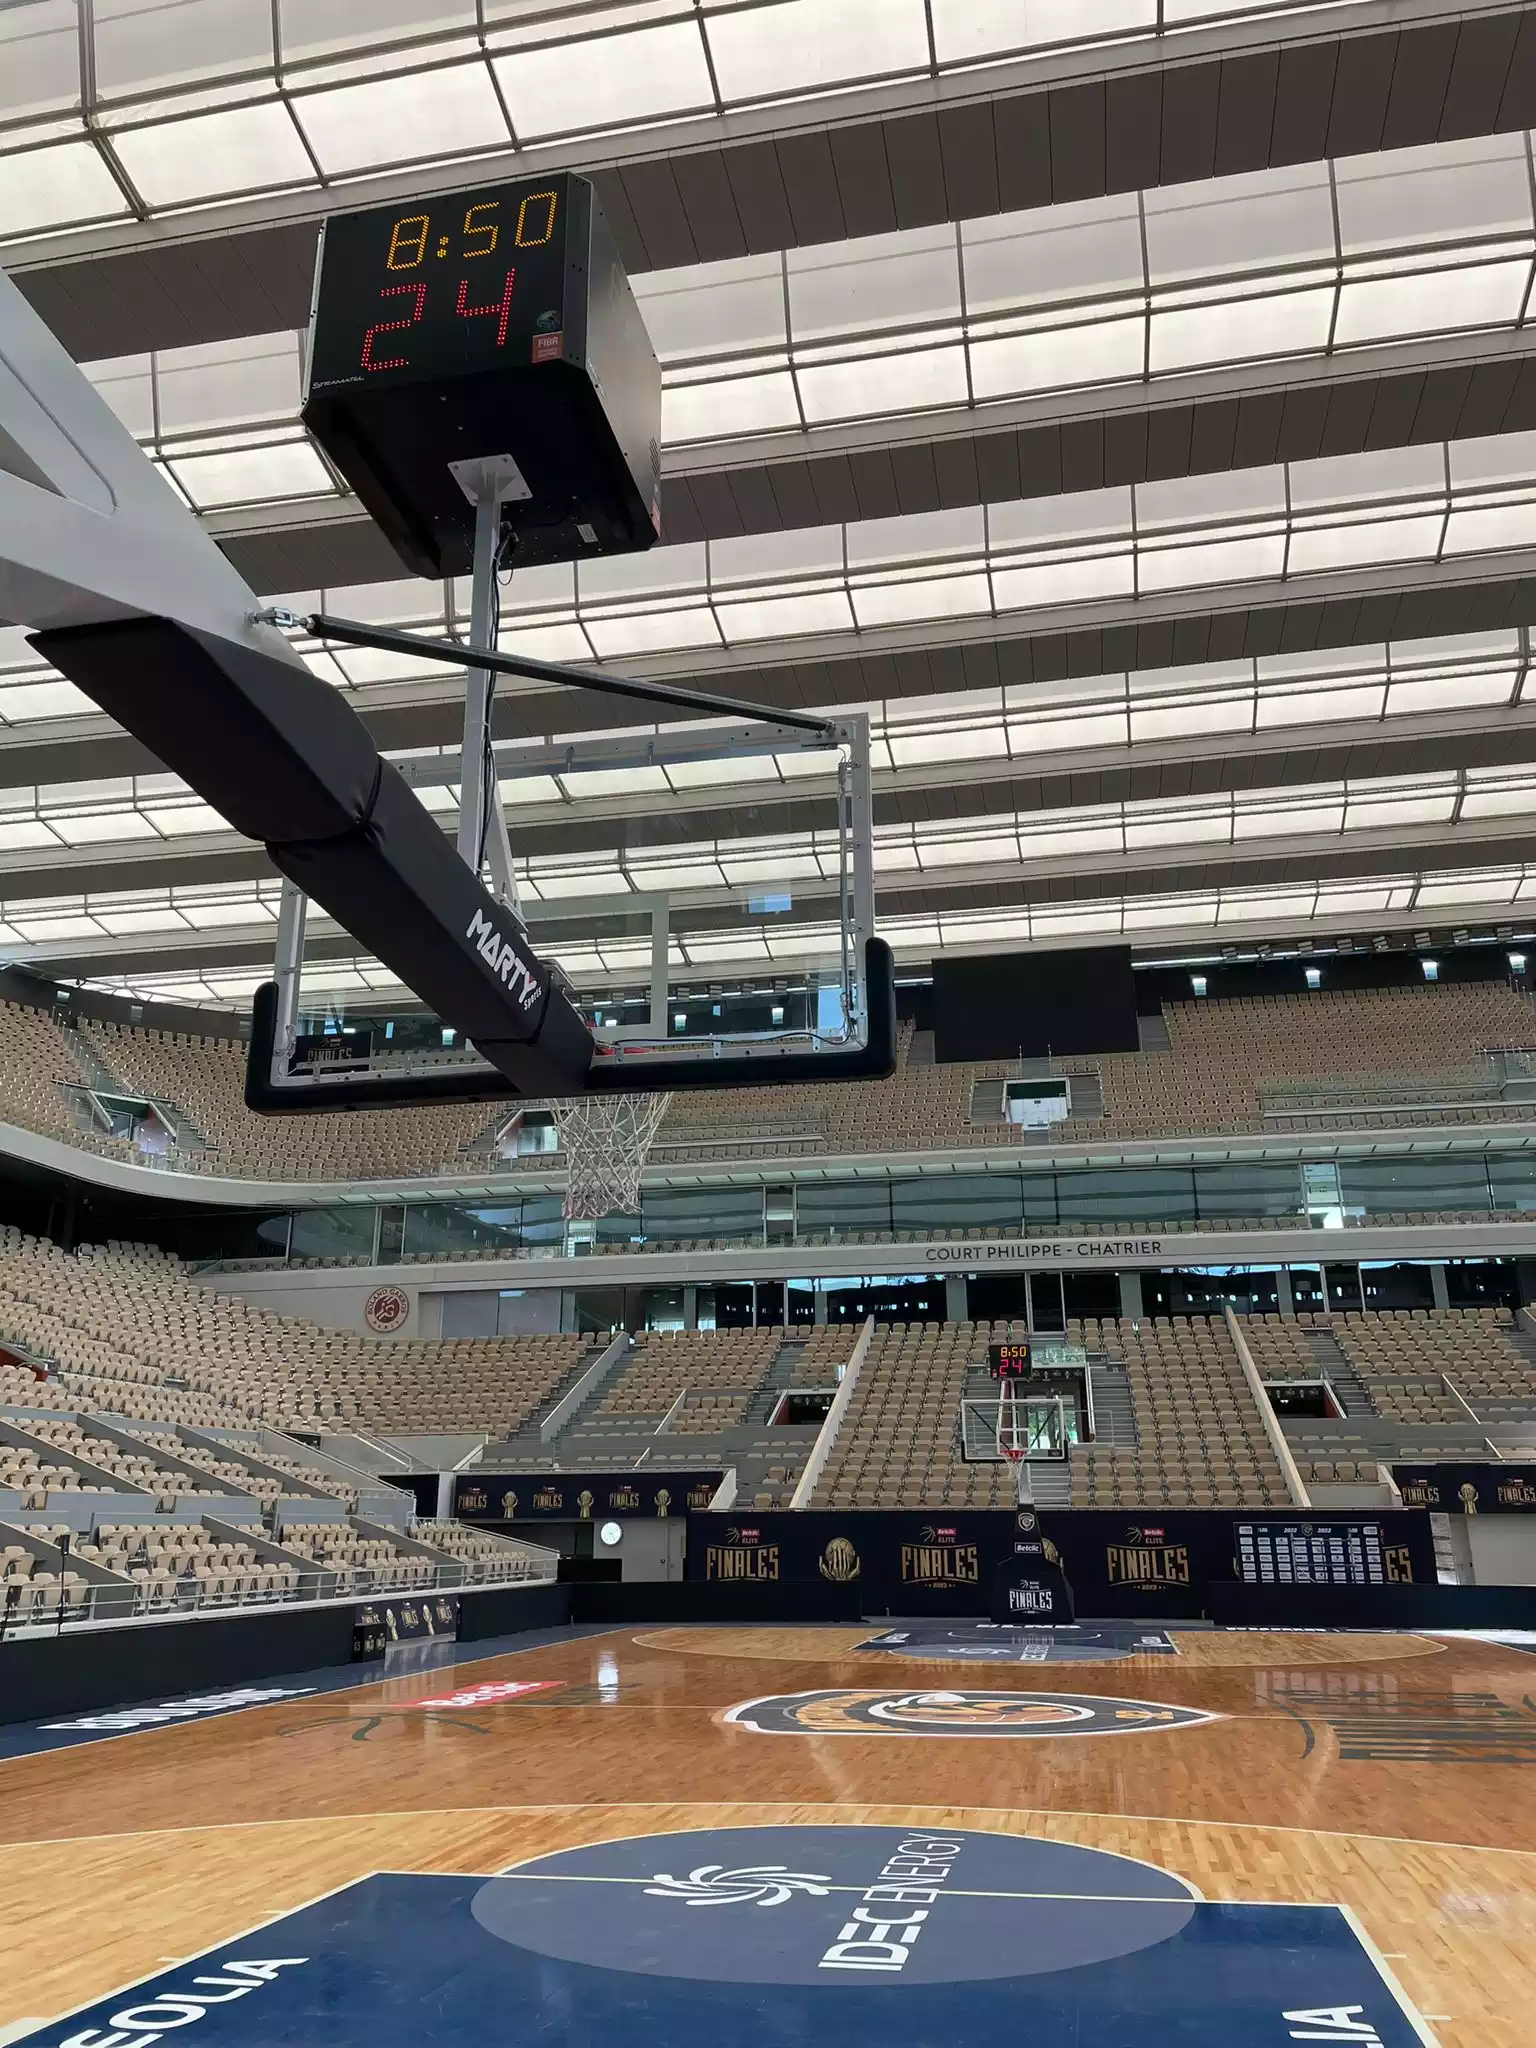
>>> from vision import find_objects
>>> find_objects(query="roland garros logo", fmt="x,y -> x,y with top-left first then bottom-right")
365,1285 -> 409,1333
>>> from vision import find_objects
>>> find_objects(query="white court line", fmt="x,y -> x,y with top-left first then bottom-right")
1338,1901 -> 1445,2048
0,1624 -> 627,1767
7,1870 -> 384,2047
4,1798 -> 1533,1861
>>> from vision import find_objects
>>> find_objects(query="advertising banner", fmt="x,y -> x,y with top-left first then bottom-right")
352,1592 -> 460,1659
454,1471 -> 722,1522
1393,1464 -> 1536,1513
685,1508 -> 1434,1616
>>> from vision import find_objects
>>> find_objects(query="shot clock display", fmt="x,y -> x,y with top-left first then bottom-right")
988,1342 -> 1033,1380
303,172 -> 662,578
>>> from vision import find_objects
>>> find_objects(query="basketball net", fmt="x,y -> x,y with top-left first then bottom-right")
997,1379 -> 1026,1462
553,1092 -> 673,1221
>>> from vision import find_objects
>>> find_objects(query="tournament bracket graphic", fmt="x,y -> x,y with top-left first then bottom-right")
19,1824 -> 1436,2047
721,1689 -> 1218,1737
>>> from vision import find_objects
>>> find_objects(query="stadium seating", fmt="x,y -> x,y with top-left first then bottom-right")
0,981 -> 1528,1187
599,1329 -> 780,1425
0,1231 -> 589,1437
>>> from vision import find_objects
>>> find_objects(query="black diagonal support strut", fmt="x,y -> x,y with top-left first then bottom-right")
295,612 -> 837,737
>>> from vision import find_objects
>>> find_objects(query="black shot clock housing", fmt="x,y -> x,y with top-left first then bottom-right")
302,171 -> 662,577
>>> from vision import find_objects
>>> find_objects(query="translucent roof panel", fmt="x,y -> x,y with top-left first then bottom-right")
0,0 -> 82,124
491,22 -> 715,141
93,0 -> 274,100
294,63 -> 512,176
703,0 -> 931,103
110,101 -> 313,208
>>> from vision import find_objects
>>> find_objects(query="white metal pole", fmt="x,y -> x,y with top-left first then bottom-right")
456,491 -> 501,874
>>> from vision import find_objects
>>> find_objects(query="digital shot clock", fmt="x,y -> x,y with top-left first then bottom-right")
302,171 -> 662,578
988,1342 -> 1033,1380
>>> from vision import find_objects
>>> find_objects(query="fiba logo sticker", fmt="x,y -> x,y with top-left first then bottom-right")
722,1689 -> 1217,1738
471,1825 -> 1199,1985
364,1284 -> 409,1333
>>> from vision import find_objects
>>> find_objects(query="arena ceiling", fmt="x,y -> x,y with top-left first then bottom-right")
9,0 -> 1536,1005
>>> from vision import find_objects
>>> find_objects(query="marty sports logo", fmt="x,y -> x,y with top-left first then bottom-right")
723,1689 -> 1216,1737
19,1825 -> 1434,2046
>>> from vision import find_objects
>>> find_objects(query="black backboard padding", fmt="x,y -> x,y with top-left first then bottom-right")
33,617 -> 380,846
33,615 -> 592,1100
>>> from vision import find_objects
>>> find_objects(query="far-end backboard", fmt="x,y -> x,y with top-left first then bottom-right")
246,709 -> 891,1110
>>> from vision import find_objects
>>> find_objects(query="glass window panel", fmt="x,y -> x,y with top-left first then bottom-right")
1231,798 -> 1344,839
788,225 -> 958,341
797,346 -> 969,422
1138,532 -> 1286,592
1130,694 -> 1250,742
0,141 -> 129,238
962,193 -> 1142,311
1453,780 -> 1536,819
1149,285 -> 1334,373
992,554 -> 1135,610
94,0 -> 273,96
154,333 -> 302,433
1143,161 -> 1335,281
705,0 -> 930,102
1010,708 -> 1129,753
583,608 -> 722,657
167,438 -> 332,510
1334,259 -> 1529,347
1448,429 -> 1536,488
290,1206 -> 376,1262
1289,440 -> 1444,508
0,0 -> 80,121
492,22 -> 713,139
851,573 -> 992,628
711,524 -> 843,584
1286,514 -> 1443,575
791,1181 -> 893,1236
1256,682 -> 1385,727
637,253 -> 786,359
990,487 -> 1133,549
1386,669 -> 1514,715
295,63 -> 510,174
112,102 -> 313,207
931,0 -> 1145,63
1138,465 -> 1286,529
848,505 -> 985,567
1334,133 -> 1533,254
1441,500 -> 1536,556
1488,1153 -> 1536,1212
1193,1161 -> 1302,1219
85,355 -> 156,438
663,369 -> 803,442
279,0 -> 477,65
714,591 -> 853,641
969,318 -> 1144,399
1055,1167 -> 1198,1223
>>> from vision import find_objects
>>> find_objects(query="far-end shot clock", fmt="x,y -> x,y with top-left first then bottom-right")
303,171 -> 662,577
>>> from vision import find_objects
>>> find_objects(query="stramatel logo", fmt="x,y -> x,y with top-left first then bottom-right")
723,1689 -> 1217,1738
466,908 -> 542,1011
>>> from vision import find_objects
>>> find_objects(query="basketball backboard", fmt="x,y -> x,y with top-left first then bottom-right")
246,707 -> 891,1108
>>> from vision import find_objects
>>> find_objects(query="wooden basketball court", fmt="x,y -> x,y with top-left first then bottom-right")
2,1622 -> 1533,2046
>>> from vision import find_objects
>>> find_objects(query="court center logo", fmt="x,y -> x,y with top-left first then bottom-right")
722,1688 -> 1216,1737
471,1824 -> 1198,1985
